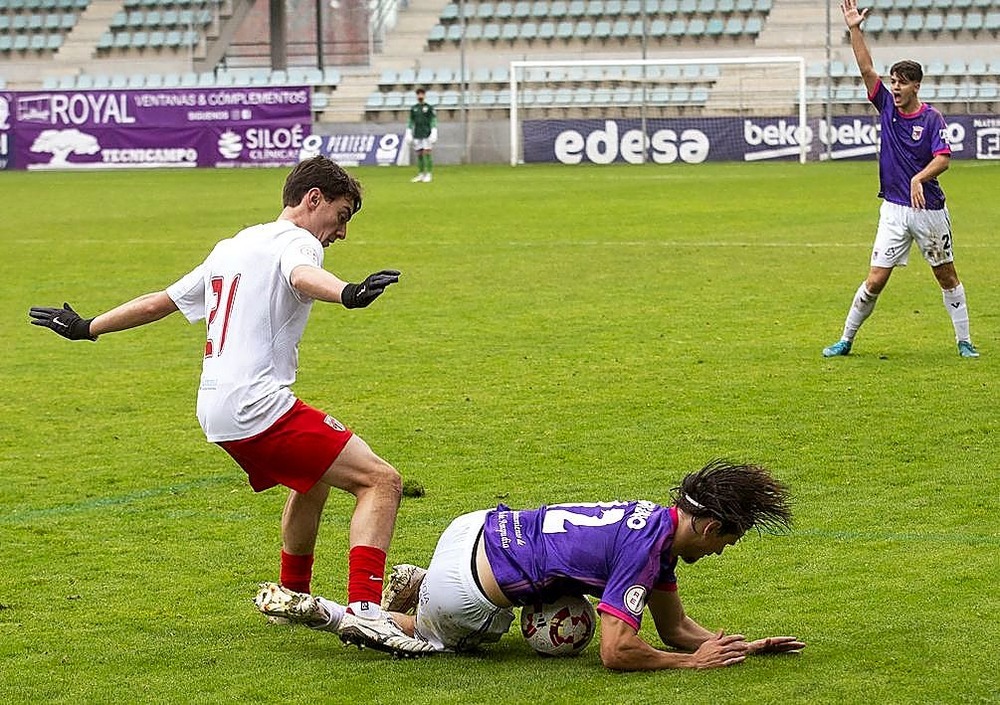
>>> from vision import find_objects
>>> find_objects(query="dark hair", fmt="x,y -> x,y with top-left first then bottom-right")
282,156 -> 363,213
415,87 -> 426,95
890,60 -> 923,83
672,459 -> 792,535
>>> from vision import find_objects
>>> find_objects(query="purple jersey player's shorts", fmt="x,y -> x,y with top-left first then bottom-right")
872,201 -> 954,268
414,511 -> 515,652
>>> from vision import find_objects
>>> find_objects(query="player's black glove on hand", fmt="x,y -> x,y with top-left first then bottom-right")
341,270 -> 401,309
28,303 -> 96,341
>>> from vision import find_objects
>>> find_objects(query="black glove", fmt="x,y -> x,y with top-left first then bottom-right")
28,303 -> 96,341
341,270 -> 401,309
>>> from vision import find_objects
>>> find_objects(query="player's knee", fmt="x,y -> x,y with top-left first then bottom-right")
368,459 -> 402,500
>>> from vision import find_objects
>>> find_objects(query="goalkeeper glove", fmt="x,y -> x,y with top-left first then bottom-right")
404,128 -> 413,144
341,270 -> 401,309
29,302 -> 96,341
429,127 -> 438,144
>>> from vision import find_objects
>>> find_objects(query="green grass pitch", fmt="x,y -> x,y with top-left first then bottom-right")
2,162 -> 998,704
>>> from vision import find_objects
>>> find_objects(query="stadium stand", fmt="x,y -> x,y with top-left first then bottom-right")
0,0 -> 996,122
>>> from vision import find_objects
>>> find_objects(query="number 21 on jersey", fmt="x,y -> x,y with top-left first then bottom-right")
205,274 -> 241,358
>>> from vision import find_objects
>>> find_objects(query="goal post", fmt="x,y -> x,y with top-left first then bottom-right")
509,56 -> 808,166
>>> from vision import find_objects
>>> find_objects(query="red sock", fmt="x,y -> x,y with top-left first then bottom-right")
347,545 -> 386,606
280,550 -> 314,594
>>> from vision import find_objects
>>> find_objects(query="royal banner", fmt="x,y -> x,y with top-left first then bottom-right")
3,86 -> 312,170
523,115 -> 1000,164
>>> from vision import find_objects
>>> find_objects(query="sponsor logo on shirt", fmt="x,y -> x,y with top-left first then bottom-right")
624,585 -> 647,615
324,415 -> 345,432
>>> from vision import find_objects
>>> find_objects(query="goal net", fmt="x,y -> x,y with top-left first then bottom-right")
508,56 -> 807,166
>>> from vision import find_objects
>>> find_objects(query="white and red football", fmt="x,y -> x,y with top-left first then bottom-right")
520,595 -> 597,656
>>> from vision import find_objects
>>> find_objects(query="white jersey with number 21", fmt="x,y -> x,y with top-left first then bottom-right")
166,221 -> 324,442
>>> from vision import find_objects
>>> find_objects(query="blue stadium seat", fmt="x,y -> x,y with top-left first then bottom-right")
513,0 -> 531,18
623,0 -> 641,15
477,2 -> 495,19
446,24 -> 462,41
76,73 -> 94,88
904,13 -> 924,34
593,19 -> 612,39
520,21 -> 538,39
605,0 -> 622,15
612,18 -> 630,38
496,1 -> 514,18
585,0 -> 603,16
163,72 -> 181,87
567,0 -> 586,17
531,0 -> 549,18
440,3 -> 458,21
441,89 -> 460,108
686,17 -> 706,37
365,93 -> 384,110
743,15 -> 762,35
575,19 -> 593,37
538,20 -> 556,39
705,17 -> 724,37
556,20 -> 574,38
502,21 -> 520,40
924,12 -> 944,33
666,18 -> 685,37
428,24 -> 446,44
146,73 -> 164,87
482,22 -> 501,41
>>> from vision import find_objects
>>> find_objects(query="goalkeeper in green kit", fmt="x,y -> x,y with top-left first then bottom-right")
405,87 -> 437,183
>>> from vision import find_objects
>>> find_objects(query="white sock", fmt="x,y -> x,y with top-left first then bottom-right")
309,597 -> 346,632
942,283 -> 972,343
841,283 -> 879,342
347,600 -> 382,619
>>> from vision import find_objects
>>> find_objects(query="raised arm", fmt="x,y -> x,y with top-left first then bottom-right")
841,0 -> 880,96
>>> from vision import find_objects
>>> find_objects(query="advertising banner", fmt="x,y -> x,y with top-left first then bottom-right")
6,86 -> 312,170
298,132 -> 408,166
523,115 -> 1000,164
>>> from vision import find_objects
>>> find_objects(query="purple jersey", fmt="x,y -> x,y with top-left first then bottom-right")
869,79 -> 951,210
483,501 -> 679,631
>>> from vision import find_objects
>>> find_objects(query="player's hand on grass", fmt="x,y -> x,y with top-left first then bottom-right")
28,303 -> 96,341
689,631 -> 749,669
341,270 -> 401,309
746,636 -> 806,655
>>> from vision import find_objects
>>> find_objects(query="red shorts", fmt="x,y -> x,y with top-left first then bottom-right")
217,400 -> 353,494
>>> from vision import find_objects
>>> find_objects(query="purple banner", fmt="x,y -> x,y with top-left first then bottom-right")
4,86 -> 311,170
298,132 -> 408,167
523,115 -> 1000,164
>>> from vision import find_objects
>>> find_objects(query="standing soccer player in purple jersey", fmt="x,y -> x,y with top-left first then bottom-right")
823,0 -> 979,359
256,460 -> 805,671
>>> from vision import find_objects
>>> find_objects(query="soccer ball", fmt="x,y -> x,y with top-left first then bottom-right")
520,595 -> 597,656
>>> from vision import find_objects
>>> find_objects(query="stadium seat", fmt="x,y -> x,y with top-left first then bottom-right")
985,11 -> 1000,31
575,19 -> 593,37
531,0 -> 549,18
585,0 -> 603,16
556,20 -> 574,39
705,17 -> 724,38
146,73 -> 164,88
76,73 -> 94,89
311,92 -> 328,110
612,18 -> 630,38
365,93 -> 384,110
538,20 -> 556,39
513,0 -> 531,18
446,24 -> 462,41
465,23 -> 483,40
924,12 -> 944,33
743,15 -> 762,35
92,74 -> 111,88
502,21 -> 520,40
686,17 -> 706,37
605,0 -> 622,15
497,1 -> 515,18
477,2 -> 495,19
163,72 -> 181,87
594,19 -> 612,40
416,67 -> 435,85
665,18 -> 684,37
623,0 -> 641,15
440,3 -> 458,21
567,0 -> 586,17
428,24 -> 446,44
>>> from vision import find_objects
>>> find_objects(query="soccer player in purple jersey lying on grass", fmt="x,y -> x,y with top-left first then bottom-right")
256,459 -> 805,670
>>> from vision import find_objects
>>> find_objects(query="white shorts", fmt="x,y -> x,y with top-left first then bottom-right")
414,510 -> 515,652
412,138 -> 434,152
871,200 -> 954,268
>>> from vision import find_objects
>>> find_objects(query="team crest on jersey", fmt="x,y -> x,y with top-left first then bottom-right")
911,125 -> 924,140
624,585 -> 647,615
300,245 -> 319,266
324,415 -> 345,432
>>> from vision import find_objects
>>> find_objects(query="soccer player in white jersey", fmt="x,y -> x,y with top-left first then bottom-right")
822,0 -> 979,359
256,460 -> 805,671
28,156 -> 434,658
